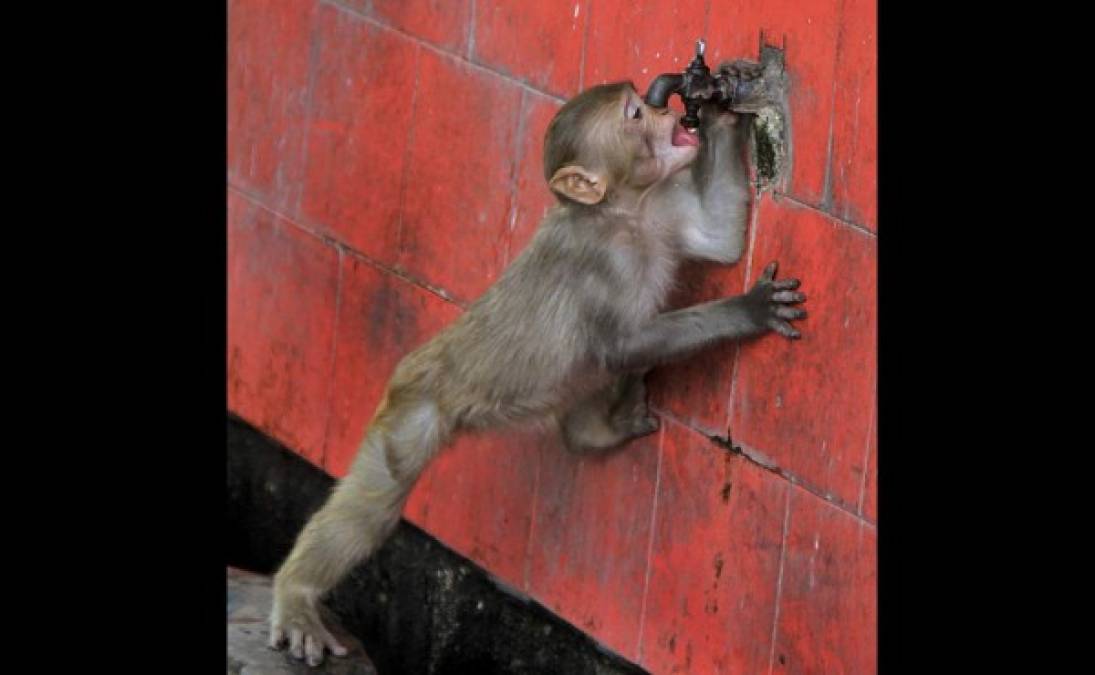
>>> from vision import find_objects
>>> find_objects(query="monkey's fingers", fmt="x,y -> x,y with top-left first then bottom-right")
771,290 -> 806,303
630,414 -> 660,437
760,261 -> 778,281
268,625 -> 287,650
773,306 -> 807,320
318,627 -> 348,658
289,628 -> 305,660
771,278 -> 800,291
769,319 -> 802,339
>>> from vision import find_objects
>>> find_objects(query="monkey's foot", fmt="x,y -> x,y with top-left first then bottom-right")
624,413 -> 660,438
269,583 -> 350,667
228,567 -> 375,674
609,373 -> 658,435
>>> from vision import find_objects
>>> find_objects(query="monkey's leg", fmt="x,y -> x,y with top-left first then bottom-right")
269,397 -> 448,666
560,371 -> 659,453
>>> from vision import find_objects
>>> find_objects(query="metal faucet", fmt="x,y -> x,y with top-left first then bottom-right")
643,39 -> 761,128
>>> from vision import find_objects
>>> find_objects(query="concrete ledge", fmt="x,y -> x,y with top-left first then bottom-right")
228,567 -> 379,674
227,413 -> 648,675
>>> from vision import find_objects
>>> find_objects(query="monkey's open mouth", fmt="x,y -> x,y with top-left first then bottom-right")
671,123 -> 699,147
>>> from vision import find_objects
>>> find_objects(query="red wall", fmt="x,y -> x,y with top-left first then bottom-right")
228,1 -> 877,672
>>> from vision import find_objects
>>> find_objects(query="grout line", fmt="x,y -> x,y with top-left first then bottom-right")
323,0 -> 566,104
578,0 -> 592,91
467,0 -> 476,60
504,89 -> 529,267
820,105 -> 836,212
395,44 -> 424,269
634,424 -> 665,663
773,191 -> 876,237
819,0 -> 847,214
724,192 -> 764,431
856,375 -> 877,517
651,402 -> 875,527
228,184 -> 469,310
319,246 -> 345,471
766,486 -> 793,674
294,0 -> 324,218
819,0 -> 840,213
521,441 -> 544,593
340,242 -> 467,309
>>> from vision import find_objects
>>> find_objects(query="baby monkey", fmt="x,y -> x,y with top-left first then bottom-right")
269,67 -> 807,666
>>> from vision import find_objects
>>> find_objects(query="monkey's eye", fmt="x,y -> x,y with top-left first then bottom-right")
625,99 -> 642,121
631,105 -> 642,120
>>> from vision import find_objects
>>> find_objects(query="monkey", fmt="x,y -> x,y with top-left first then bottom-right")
267,65 -> 806,666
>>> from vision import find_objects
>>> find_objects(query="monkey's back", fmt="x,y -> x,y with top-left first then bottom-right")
388,207 -> 676,431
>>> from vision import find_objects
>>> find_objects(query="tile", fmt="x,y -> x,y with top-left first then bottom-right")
301,7 -> 419,264
398,49 -> 523,302
412,430 -> 543,589
227,190 -> 339,465
526,429 -> 662,660
647,257 -> 748,435
227,0 -> 316,212
322,254 -> 463,477
507,93 -> 562,263
707,0 -> 843,206
472,0 -> 587,98
829,0 -> 877,229
771,487 -> 877,675
582,0 -> 707,100
342,0 -> 473,54
640,420 -> 788,674
730,195 -> 876,508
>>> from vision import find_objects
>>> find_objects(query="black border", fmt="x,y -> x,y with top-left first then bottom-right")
60,1 -> 1056,670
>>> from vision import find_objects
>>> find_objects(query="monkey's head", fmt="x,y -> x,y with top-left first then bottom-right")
544,82 -> 700,206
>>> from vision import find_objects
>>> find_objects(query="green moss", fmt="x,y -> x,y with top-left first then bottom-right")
752,107 -> 784,188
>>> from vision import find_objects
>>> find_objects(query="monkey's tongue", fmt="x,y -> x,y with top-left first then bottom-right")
671,124 -> 699,147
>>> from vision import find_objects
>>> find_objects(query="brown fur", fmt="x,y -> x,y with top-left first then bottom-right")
268,79 -> 807,666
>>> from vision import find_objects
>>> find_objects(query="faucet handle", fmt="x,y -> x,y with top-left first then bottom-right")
695,38 -> 706,57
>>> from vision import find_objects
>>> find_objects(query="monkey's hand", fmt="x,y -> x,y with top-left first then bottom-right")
716,58 -> 784,115
268,583 -> 349,666
699,102 -> 741,131
716,59 -> 765,83
742,261 -> 807,339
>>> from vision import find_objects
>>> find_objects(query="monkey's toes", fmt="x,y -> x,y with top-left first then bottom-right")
629,414 -> 660,437
285,626 -> 347,666
269,604 -> 348,666
268,625 -> 286,650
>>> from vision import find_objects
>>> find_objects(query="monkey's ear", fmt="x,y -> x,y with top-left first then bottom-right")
549,166 -> 607,205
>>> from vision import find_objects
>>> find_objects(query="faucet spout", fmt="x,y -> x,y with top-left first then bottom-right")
643,73 -> 684,108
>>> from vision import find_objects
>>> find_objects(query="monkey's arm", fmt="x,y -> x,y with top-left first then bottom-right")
674,108 -> 752,264
606,262 -> 804,372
